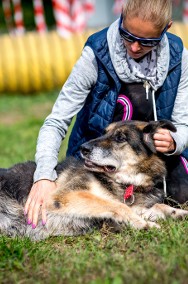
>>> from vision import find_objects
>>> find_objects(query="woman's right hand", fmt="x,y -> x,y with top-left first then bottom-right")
24,179 -> 57,228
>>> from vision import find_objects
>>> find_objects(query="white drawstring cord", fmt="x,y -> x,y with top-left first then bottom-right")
151,89 -> 167,199
144,81 -> 150,100
152,89 -> 157,122
163,176 -> 167,198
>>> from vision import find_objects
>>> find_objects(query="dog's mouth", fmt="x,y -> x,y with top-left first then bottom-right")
84,159 -> 116,173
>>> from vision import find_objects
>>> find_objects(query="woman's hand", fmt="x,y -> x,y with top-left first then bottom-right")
24,179 -> 57,228
153,128 -> 175,153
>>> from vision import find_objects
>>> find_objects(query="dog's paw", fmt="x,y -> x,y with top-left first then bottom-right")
146,221 -> 161,229
128,217 -> 150,230
150,204 -> 188,220
168,208 -> 188,219
115,206 -> 161,230
141,209 -> 166,222
124,213 -> 161,230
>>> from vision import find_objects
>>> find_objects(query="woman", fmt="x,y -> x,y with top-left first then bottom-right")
25,0 -> 188,228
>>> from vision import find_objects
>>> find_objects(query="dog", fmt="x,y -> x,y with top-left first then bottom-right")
0,120 -> 188,241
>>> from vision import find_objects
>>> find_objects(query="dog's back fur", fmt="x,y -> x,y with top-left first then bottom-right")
0,120 -> 188,240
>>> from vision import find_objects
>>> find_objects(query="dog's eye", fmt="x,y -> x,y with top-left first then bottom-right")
114,132 -> 127,143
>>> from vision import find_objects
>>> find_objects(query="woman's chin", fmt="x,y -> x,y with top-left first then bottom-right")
127,51 -> 144,59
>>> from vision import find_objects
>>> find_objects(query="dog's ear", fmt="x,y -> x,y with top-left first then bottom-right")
142,120 -> 176,153
155,120 -> 176,132
142,131 -> 157,153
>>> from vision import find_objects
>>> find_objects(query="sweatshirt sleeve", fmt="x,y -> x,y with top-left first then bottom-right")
33,46 -> 98,182
170,47 -> 188,155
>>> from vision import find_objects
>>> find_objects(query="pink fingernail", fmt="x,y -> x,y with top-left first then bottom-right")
42,220 -> 46,226
32,224 -> 36,229
27,219 -> 32,225
24,210 -> 27,216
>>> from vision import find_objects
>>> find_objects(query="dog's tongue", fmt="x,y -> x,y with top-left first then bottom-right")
84,160 -> 116,172
104,165 -> 116,172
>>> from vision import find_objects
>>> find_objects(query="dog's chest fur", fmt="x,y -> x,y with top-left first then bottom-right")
54,158 -> 164,209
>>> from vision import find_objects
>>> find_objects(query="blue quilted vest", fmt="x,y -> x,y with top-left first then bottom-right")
67,28 -> 188,160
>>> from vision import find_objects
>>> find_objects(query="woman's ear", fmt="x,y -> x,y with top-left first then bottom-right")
167,20 -> 173,30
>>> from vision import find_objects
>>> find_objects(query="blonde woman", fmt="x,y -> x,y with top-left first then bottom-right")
25,0 -> 188,228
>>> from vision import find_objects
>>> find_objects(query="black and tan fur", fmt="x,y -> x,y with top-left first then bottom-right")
0,120 -> 188,241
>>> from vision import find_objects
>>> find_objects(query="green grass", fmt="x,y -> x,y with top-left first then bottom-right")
0,91 -> 71,167
0,92 -> 188,284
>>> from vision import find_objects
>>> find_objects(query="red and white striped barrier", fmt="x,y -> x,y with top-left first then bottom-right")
183,0 -> 188,23
52,0 -> 95,38
83,0 -> 95,18
71,0 -> 87,33
33,0 -> 47,33
12,0 -> 25,35
52,0 -> 72,38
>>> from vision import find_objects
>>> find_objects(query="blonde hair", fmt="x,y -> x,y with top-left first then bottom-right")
122,0 -> 172,30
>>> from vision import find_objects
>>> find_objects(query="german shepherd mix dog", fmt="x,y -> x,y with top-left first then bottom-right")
0,120 -> 188,240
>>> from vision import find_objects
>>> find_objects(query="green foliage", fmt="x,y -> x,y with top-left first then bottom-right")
0,92 -> 188,284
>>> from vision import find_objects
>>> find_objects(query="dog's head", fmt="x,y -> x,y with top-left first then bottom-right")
80,120 -> 176,187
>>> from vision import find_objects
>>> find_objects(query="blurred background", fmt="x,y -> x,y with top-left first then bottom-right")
0,0 -> 187,94
0,0 -> 187,33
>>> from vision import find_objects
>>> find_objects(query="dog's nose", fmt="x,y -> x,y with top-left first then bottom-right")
80,143 -> 92,157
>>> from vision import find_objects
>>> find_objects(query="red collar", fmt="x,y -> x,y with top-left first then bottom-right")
124,184 -> 135,205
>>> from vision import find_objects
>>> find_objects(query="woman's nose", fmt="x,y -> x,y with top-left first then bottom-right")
130,41 -> 141,52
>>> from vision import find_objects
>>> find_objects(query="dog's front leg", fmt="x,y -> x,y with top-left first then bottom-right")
132,204 -> 188,222
48,190 -> 160,230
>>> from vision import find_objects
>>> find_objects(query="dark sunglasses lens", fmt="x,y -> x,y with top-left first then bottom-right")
140,40 -> 158,47
120,29 -> 159,47
119,29 -> 134,42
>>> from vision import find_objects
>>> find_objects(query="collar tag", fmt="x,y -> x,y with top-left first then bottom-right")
124,184 -> 135,205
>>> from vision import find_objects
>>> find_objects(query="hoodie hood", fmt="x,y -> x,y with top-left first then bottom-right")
107,18 -> 170,91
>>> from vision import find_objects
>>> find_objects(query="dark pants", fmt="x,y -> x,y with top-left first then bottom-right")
166,156 -> 188,204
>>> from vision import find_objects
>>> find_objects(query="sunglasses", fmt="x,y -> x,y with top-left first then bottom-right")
119,14 -> 168,47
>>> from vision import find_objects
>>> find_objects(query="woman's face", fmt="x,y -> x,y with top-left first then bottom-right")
122,17 -> 163,59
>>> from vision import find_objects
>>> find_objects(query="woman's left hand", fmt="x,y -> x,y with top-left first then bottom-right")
153,128 -> 175,153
